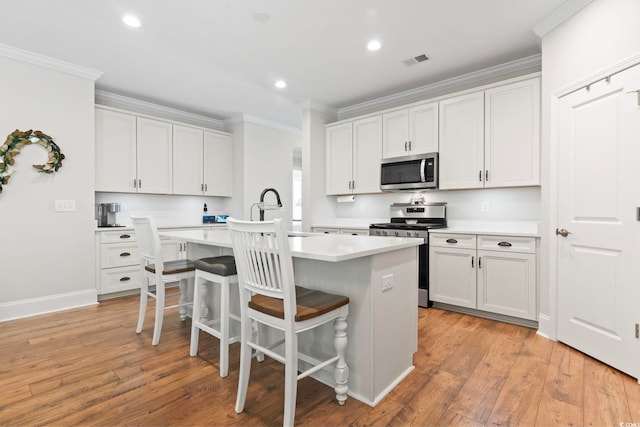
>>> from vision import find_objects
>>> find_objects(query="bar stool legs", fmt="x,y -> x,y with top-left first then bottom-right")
189,256 -> 239,378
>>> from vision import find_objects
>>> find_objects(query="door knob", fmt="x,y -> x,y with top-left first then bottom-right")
555,228 -> 572,237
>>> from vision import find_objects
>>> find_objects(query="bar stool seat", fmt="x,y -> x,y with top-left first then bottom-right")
190,255 -> 240,378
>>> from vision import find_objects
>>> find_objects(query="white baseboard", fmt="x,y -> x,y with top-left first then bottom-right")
0,289 -> 98,322
536,313 -> 556,340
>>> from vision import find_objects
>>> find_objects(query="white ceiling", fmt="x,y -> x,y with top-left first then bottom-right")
1,0 -> 572,129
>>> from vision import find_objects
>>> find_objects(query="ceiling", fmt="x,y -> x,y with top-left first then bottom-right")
1,0 -> 572,129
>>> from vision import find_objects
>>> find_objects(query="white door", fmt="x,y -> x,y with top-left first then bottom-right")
352,115 -> 382,194
204,131 -> 233,197
173,125 -> 203,196
136,117 -> 173,194
439,91 -> 484,189
557,64 -> 640,379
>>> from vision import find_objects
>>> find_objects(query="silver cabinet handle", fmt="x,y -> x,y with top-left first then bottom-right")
479,170 -> 482,182
408,140 -> 412,151
486,170 -> 489,181
204,184 -> 208,192
404,141 -> 408,151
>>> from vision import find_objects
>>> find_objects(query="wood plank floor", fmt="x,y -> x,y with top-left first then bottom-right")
1,293 -> 639,426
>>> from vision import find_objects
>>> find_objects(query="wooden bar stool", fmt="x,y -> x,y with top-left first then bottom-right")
228,217 -> 349,427
189,255 -> 240,378
131,215 -> 195,346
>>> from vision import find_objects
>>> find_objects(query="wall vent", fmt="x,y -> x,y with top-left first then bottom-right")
403,54 -> 430,67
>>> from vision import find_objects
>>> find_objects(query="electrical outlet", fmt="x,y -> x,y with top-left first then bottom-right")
382,274 -> 394,292
481,201 -> 490,212
54,200 -> 76,212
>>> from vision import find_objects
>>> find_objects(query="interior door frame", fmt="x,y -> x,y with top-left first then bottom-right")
546,53 -> 640,341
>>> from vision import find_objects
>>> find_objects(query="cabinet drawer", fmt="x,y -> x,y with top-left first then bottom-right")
430,233 -> 476,249
101,242 -> 140,268
477,235 -> 535,254
313,227 -> 340,234
100,266 -> 142,294
100,230 -> 136,243
340,228 -> 369,236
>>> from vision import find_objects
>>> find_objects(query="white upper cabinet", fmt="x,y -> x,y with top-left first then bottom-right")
136,117 -> 173,194
326,122 -> 354,195
484,78 -> 540,188
95,109 -> 137,192
439,91 -> 485,190
203,131 -> 233,197
326,116 -> 382,195
382,102 -> 438,159
96,107 -> 232,196
439,77 -> 540,190
172,125 -> 204,196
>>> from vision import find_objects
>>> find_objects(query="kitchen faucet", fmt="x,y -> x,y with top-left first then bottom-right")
252,187 -> 282,221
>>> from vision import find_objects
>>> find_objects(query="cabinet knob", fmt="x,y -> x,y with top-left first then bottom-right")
119,234 -> 131,239
497,241 -> 512,247
120,252 -> 131,257
119,276 -> 131,282
446,238 -> 458,244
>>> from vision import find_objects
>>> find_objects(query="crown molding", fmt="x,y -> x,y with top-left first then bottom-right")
532,0 -> 593,38
337,54 -> 541,119
224,113 -> 302,135
298,100 -> 337,117
95,90 -> 226,130
0,43 -> 103,81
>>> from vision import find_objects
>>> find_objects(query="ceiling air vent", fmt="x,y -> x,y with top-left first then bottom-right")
403,54 -> 430,67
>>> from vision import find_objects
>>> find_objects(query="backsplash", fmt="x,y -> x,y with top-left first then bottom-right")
95,192 -> 232,227
332,187 -> 541,221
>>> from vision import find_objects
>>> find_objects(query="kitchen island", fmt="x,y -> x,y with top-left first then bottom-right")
160,228 -> 421,406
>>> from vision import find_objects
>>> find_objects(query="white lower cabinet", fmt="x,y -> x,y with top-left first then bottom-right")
97,230 -> 185,297
430,233 -> 537,321
311,227 -> 369,235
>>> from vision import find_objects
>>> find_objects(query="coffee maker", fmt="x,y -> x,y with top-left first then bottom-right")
96,203 -> 123,227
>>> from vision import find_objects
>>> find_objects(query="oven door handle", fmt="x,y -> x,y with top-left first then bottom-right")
420,159 -> 426,182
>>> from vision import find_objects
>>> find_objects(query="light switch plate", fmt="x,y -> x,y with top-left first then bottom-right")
54,200 -> 76,212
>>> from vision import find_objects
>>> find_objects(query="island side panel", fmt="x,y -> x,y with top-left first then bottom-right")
371,246 -> 418,402
293,256 -> 374,405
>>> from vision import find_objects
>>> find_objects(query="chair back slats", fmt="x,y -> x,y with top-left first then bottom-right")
131,215 -> 165,270
228,218 -> 297,317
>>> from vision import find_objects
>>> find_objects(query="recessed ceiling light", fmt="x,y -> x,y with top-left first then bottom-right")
274,80 -> 287,89
252,10 -> 270,23
123,14 -> 141,28
367,40 -> 381,51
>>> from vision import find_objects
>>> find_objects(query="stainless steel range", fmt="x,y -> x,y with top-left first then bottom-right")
370,202 -> 447,308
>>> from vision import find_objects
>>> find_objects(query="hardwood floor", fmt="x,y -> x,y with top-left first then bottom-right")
1,293 -> 639,426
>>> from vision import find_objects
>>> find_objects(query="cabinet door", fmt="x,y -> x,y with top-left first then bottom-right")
325,122 -> 353,195
382,109 -> 409,159
485,78 -> 540,188
204,131 -> 233,197
408,102 -> 438,155
95,108 -> 137,192
477,251 -> 536,320
439,92 -> 484,189
161,240 -> 181,261
136,117 -> 173,194
429,246 -> 477,308
352,116 -> 382,194
173,125 -> 204,196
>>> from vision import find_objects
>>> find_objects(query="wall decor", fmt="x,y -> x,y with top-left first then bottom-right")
0,129 -> 65,193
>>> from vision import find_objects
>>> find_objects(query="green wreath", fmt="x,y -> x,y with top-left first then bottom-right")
0,129 -> 65,193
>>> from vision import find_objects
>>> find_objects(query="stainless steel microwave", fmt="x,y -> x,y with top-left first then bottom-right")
380,152 -> 438,191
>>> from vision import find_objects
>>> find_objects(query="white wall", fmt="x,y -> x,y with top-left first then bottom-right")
539,0 -> 640,337
330,187 -> 540,222
229,119 -> 301,226
95,192 -> 230,227
0,56 -> 98,319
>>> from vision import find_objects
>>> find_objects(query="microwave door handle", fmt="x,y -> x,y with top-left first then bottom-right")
420,159 -> 426,182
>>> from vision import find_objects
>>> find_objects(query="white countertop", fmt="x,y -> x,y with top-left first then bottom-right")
95,223 -> 227,232
429,220 -> 540,237
311,217 -> 386,230
160,229 -> 421,262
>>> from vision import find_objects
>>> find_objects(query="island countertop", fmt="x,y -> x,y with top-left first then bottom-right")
159,229 -> 421,262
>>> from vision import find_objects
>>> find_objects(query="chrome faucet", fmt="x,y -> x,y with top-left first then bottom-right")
258,188 -> 282,221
